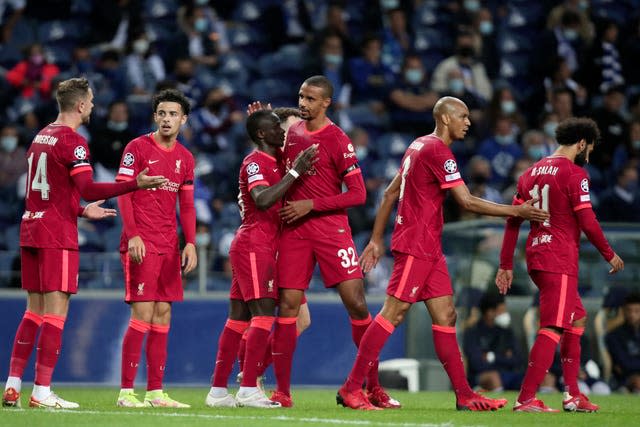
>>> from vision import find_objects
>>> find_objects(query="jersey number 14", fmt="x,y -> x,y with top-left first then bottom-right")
26,152 -> 51,200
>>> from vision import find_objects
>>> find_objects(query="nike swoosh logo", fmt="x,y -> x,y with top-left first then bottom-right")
17,340 -> 31,345
273,168 -> 279,172
149,160 -> 159,164
347,268 -> 358,274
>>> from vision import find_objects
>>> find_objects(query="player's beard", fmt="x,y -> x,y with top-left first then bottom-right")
574,147 -> 588,166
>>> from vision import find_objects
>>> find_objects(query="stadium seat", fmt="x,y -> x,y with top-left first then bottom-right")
374,132 -> 413,159
38,20 -> 87,44
257,44 -> 306,78
250,78 -> 297,106
143,0 -> 178,20
4,224 -> 20,252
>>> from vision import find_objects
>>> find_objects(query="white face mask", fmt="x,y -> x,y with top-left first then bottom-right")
133,39 -> 149,55
494,312 -> 511,328
0,136 -> 18,152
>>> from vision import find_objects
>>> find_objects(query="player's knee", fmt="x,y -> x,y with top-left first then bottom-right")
345,298 -> 369,319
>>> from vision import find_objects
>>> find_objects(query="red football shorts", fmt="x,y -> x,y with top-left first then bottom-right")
530,270 -> 586,329
386,252 -> 452,303
21,247 -> 79,294
277,231 -> 364,290
229,249 -> 277,301
121,251 -> 183,302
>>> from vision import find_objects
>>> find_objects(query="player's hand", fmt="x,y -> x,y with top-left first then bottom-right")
608,253 -> 624,274
128,235 -> 146,264
182,242 -> 197,275
246,101 -> 272,116
292,144 -> 319,175
360,239 -> 384,273
279,199 -> 313,223
494,268 -> 513,295
516,198 -> 549,222
82,200 -> 117,220
136,167 -> 168,189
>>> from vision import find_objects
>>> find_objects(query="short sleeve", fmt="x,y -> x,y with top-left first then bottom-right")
61,133 -> 92,177
245,157 -> 271,192
425,144 -> 463,189
334,130 -> 360,178
181,151 -> 195,190
116,141 -> 140,181
568,169 -> 591,212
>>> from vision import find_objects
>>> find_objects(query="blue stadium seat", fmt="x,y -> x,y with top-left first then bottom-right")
4,224 -> 20,251
374,132 -> 414,159
497,30 -> 534,55
504,2 -> 545,28
413,28 -> 453,53
145,20 -> 176,43
38,20 -> 87,44
231,0 -> 263,23
258,44 -> 306,78
226,23 -> 267,57
250,78 -> 297,105
143,0 -> 178,20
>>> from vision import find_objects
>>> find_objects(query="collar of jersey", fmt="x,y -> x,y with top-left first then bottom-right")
302,120 -> 333,135
149,132 -> 177,152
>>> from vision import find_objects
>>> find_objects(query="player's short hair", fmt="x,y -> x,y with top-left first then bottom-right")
555,117 -> 600,146
479,292 -> 505,315
246,110 -> 278,143
303,75 -> 334,100
152,89 -> 190,115
56,77 -> 91,112
272,107 -> 301,121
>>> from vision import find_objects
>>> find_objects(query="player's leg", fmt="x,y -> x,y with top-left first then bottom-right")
237,329 -> 249,374
117,252 -> 154,408
3,290 -> 43,408
561,297 -> 598,412
296,301 -> 311,334
207,298 -> 250,407
30,248 -> 79,409
514,271 -> 565,413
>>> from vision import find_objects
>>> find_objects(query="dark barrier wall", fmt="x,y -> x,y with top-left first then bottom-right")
0,294 -> 405,386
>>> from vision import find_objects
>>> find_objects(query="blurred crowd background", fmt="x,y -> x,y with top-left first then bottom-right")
0,0 -> 640,292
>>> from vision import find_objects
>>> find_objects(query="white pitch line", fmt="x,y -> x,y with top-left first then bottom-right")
6,408 -> 487,427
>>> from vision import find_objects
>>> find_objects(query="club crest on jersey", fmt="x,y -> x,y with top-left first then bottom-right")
74,146 -> 87,160
246,162 -> 260,175
137,282 -> 145,296
175,159 -> 181,173
580,178 -> 589,193
444,159 -> 457,173
123,152 -> 135,167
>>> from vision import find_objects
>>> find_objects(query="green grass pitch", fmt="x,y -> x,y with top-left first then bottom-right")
1,387 -> 638,426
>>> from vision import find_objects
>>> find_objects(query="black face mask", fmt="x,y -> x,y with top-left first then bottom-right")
471,174 -> 488,185
176,74 -> 191,83
575,146 -> 588,166
457,46 -> 475,58
207,101 -> 223,112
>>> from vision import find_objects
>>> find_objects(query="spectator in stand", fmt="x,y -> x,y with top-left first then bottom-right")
431,29 -> 492,103
478,115 -> 523,189
501,157 -> 534,202
441,67 -> 485,138
312,2 -> 358,58
170,3 -> 220,69
89,101 -> 134,178
590,85 -> 628,173
348,34 -> 395,111
622,16 -> 640,94
170,57 -> 204,107
388,53 -> 438,135
87,0 -> 143,50
485,85 -> 526,140
0,124 -> 26,197
606,293 -> 640,393
6,43 -> 60,99
94,50 -> 128,102
546,0 -> 594,46
473,7 -> 500,80
190,87 -> 243,153
538,10 -> 589,78
0,0 -> 25,44
305,32 -> 350,113
261,0 -> 312,51
544,57 -> 588,114
124,32 -> 166,96
380,7 -> 413,75
521,129 -> 556,162
540,111 -> 560,145
582,19 -> 624,95
550,88 -> 574,123
463,292 -> 523,392
596,164 -> 640,223
464,156 -> 504,207
612,120 -> 640,173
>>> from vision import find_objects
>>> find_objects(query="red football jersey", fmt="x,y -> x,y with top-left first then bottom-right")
231,150 -> 283,253
282,120 -> 359,238
515,155 -> 592,276
391,135 -> 464,259
20,124 -> 93,249
116,133 -> 195,253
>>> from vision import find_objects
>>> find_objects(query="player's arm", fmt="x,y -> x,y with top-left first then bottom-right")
178,181 -> 197,274
72,167 -> 166,201
117,191 -> 145,264
360,173 -> 401,273
450,182 -> 549,221
495,193 -> 526,295
575,207 -> 624,274
77,200 -> 117,220
252,145 -> 318,210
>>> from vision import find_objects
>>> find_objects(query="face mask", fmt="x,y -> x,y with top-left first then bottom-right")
30,54 -> 44,65
632,140 -> 640,150
381,0 -> 399,9
107,120 -> 128,132
196,232 -> 211,247
495,134 -> 514,145
494,312 -> 511,328
471,174 -> 487,185
501,100 -> 516,114
133,39 -> 149,55
324,53 -> 342,66
196,0 -> 208,5
0,136 -> 18,152
449,78 -> 465,94
479,21 -> 494,35
456,46 -> 475,58
404,69 -> 424,85
194,18 -> 208,33
575,146 -> 588,166
544,122 -> 558,138
464,0 -> 481,12
355,146 -> 369,159
563,29 -> 578,41
527,146 -> 545,160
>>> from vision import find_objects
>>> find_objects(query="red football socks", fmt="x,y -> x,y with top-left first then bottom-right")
518,329 -> 561,402
350,314 -> 380,390
237,330 -> 248,373
121,318 -> 151,389
272,317 -> 297,395
34,314 -> 65,386
256,332 -> 274,377
146,324 -> 169,391
344,315 -> 394,392
432,325 -> 474,399
561,327 -> 583,397
211,319 -> 248,387
241,316 -> 274,387
9,310 -> 43,378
